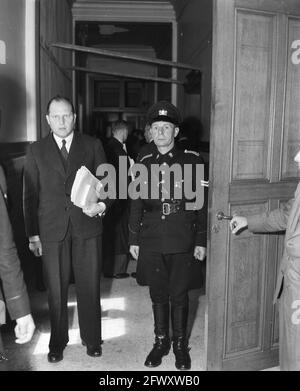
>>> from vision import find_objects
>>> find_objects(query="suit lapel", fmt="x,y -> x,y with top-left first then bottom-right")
44,133 -> 66,178
66,132 -> 86,178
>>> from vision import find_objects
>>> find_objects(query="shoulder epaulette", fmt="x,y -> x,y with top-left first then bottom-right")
184,149 -> 200,157
140,153 -> 153,162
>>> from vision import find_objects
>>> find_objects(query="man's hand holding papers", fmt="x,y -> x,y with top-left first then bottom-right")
71,166 -> 106,217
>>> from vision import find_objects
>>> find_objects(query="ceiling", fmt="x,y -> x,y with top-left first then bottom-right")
75,0 -> 174,3
74,0 -> 182,15
75,21 -> 172,60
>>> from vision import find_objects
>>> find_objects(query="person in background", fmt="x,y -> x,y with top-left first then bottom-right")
103,120 -> 132,278
126,128 -> 145,161
136,123 -> 157,162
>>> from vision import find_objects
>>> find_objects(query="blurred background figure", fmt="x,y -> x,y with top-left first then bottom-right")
136,122 -> 157,162
103,120 -> 132,279
144,122 -> 152,144
176,116 -> 202,152
126,127 -> 144,161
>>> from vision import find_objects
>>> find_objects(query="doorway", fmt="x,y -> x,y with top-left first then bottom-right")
71,0 -> 210,371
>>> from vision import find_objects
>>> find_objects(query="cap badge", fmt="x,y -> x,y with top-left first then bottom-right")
159,109 -> 168,116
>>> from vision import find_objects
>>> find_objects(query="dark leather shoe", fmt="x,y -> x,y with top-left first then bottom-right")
144,336 -> 170,368
82,339 -> 104,346
131,272 -> 137,278
173,338 -> 191,370
86,345 -> 102,357
113,273 -> 129,279
47,351 -> 63,363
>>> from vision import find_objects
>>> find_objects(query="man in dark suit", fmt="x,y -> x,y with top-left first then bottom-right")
136,123 -> 157,162
103,120 -> 132,278
0,166 -> 35,361
129,101 -> 207,370
23,95 -> 109,363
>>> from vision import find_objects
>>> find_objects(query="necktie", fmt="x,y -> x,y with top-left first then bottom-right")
61,139 -> 68,160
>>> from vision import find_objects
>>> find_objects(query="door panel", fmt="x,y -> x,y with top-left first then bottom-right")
233,11 -> 276,181
207,0 -> 300,370
225,203 -> 268,357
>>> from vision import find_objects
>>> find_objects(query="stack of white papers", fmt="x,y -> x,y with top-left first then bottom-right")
71,166 -> 102,208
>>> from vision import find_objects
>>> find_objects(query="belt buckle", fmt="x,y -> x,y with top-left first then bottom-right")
162,202 -> 171,215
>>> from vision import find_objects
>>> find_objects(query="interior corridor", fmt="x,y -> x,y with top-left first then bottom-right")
0,260 -> 206,371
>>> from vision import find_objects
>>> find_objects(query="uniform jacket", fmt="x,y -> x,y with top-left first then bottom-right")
136,141 -> 157,163
0,166 -> 30,325
23,132 -> 111,242
247,182 -> 300,302
128,146 -> 207,254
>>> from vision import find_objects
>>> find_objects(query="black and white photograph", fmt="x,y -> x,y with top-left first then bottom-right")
0,0 -> 300,377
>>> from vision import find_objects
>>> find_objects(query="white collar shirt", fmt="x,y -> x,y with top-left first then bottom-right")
52,131 -> 74,153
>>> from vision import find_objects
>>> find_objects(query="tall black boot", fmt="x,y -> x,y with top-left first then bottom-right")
171,304 -> 191,370
144,303 -> 171,368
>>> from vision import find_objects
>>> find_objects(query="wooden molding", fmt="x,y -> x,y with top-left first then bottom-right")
172,0 -> 190,19
72,1 -> 176,22
40,38 -> 72,82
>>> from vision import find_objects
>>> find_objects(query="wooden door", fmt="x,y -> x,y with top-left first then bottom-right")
207,0 -> 300,370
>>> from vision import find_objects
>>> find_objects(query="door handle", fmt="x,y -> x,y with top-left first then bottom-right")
216,211 -> 233,221
212,212 -> 234,233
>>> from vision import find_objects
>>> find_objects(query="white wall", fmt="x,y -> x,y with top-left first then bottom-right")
0,0 -> 33,142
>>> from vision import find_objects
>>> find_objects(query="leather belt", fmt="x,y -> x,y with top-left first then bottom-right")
145,201 -> 184,215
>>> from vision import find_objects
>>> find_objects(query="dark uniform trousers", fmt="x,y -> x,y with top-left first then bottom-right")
42,221 -> 102,351
140,250 -> 192,307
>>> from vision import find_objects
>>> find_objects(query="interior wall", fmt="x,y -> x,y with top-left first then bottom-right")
177,0 -> 212,142
0,0 -> 38,291
0,0 -> 27,143
0,0 -> 73,291
39,0 -> 73,137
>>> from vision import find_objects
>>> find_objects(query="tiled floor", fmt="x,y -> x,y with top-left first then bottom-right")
0,261 -> 206,371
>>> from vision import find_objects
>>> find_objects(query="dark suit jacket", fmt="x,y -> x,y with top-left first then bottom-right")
105,137 -> 131,199
103,137 -> 131,257
0,166 -> 30,325
23,132 -> 110,242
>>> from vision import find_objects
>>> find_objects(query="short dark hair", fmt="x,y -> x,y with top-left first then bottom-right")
46,95 -> 75,114
111,120 -> 129,134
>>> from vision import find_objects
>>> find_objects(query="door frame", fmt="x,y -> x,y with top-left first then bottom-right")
71,0 -> 178,107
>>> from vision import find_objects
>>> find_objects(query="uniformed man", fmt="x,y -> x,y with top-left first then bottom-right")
129,101 -> 207,370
